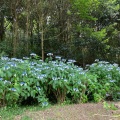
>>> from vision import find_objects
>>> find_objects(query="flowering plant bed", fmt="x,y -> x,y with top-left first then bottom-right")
0,55 -> 120,107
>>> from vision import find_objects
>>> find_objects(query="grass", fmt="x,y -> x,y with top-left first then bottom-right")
0,102 -> 119,120
103,102 -> 118,110
0,106 -> 24,120
0,105 -> 50,120
20,115 -> 32,120
0,103 -> 66,120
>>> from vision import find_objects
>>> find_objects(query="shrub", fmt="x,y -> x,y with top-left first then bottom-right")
88,60 -> 120,101
0,56 -> 120,107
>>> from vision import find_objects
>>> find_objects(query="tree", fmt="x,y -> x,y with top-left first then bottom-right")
0,0 -> 120,65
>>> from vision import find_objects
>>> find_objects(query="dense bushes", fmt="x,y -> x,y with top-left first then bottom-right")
0,55 -> 120,107
88,60 -> 120,102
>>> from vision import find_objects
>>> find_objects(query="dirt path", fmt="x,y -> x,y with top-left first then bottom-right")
14,102 -> 120,120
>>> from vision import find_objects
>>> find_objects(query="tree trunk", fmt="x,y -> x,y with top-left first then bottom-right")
26,0 -> 30,55
12,1 -> 19,57
0,13 -> 4,42
41,14 -> 44,61
13,16 -> 18,57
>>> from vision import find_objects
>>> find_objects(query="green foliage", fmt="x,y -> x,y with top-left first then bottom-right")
0,56 -> 120,107
103,101 -> 118,110
91,28 -> 107,41
21,116 -> 32,120
1,0 -> 120,65
88,60 -> 120,101
70,0 -> 98,20
0,57 -> 48,107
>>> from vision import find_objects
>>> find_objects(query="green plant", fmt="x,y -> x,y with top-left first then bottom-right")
0,56 -> 120,107
21,115 -> 32,120
88,61 -> 120,101
103,101 -> 118,110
